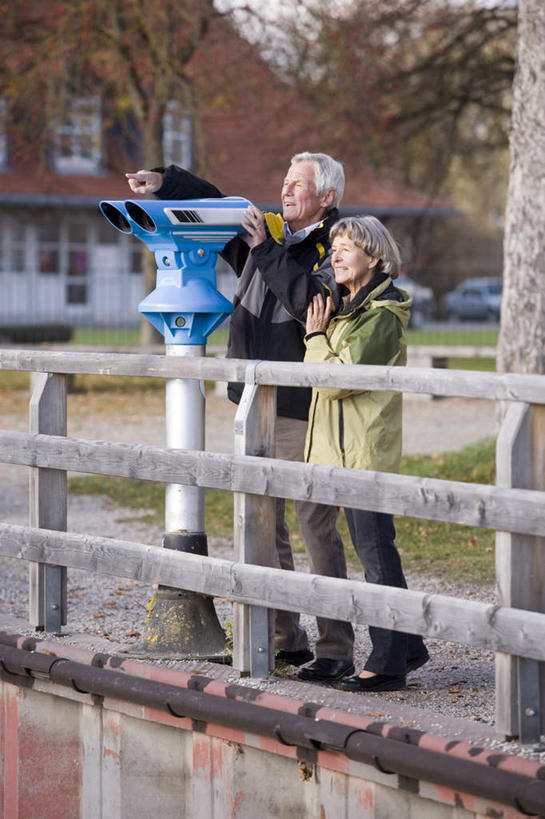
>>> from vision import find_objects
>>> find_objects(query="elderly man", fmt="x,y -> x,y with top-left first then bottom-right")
126,152 -> 355,682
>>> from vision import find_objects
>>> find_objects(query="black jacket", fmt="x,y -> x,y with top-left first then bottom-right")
154,164 -> 340,420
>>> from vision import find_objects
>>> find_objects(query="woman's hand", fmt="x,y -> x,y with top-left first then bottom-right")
306,294 -> 332,334
241,206 -> 267,248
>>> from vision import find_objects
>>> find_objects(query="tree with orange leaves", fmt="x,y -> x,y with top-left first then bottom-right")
0,0 -> 224,342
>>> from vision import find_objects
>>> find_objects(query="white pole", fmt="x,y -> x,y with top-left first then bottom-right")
164,344 -> 205,534
139,341 -> 226,660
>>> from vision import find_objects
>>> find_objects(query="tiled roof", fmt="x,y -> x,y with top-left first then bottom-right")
0,18 -> 451,215
0,166 -> 132,202
0,162 -> 451,214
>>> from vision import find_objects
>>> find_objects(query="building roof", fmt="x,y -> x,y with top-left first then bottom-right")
0,18 -> 454,218
0,167 -> 131,207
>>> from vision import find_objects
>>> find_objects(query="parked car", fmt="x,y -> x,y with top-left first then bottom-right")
396,274 -> 434,328
443,277 -> 502,322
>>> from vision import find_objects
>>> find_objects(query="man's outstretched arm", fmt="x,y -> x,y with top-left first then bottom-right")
125,165 -> 250,274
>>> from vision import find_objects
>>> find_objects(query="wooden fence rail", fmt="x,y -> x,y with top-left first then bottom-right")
1,349 -> 545,743
0,430 -> 544,536
1,348 -> 545,403
2,521 -> 545,663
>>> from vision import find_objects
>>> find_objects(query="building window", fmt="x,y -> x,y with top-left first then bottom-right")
97,221 -> 119,245
53,96 -> 102,175
9,221 -> 27,272
0,99 -> 7,169
66,221 -> 89,304
36,219 -> 90,306
163,101 -> 192,168
129,244 -> 153,274
67,284 -> 87,304
0,219 -> 28,273
38,221 -> 61,274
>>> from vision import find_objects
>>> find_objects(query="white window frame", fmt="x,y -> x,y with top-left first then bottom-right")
163,100 -> 192,168
53,96 -> 102,175
0,216 -> 32,275
4,217 -> 29,274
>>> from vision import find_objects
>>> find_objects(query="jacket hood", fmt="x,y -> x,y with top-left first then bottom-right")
334,274 -> 413,330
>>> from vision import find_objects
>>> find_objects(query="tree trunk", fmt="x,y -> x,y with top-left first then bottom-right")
139,110 -> 166,346
497,0 -> 545,375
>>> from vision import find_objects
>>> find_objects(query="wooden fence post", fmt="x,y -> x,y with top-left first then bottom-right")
232,366 -> 276,676
29,372 -> 67,631
496,401 -> 545,742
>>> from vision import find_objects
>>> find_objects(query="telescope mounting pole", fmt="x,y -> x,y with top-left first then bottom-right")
165,344 -> 205,535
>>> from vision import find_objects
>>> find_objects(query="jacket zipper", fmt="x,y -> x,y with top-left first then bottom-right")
338,399 -> 346,467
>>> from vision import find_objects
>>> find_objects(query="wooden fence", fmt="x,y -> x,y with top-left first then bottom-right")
0,348 -> 544,743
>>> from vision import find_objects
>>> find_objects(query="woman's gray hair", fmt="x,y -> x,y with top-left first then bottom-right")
330,215 -> 401,279
290,152 -> 345,209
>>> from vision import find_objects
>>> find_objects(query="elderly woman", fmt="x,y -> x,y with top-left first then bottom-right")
302,215 -> 429,692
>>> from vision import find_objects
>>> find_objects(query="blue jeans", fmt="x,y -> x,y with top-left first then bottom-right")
344,508 -> 427,675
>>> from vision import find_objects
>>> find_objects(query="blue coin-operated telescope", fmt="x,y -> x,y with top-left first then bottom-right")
99,196 -> 252,661
99,197 -> 252,344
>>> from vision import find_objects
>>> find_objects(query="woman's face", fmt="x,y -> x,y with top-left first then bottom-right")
331,233 -> 377,297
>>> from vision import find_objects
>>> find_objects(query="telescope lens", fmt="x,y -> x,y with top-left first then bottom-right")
100,202 -> 132,233
126,201 -> 157,232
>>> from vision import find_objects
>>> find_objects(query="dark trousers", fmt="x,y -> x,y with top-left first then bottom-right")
274,417 -> 354,661
344,508 -> 427,675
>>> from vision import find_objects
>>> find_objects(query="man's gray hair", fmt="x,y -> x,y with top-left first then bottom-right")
330,215 -> 401,279
291,152 -> 345,209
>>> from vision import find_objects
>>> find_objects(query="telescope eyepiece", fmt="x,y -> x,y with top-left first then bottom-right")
99,202 -> 132,233
126,201 -> 157,232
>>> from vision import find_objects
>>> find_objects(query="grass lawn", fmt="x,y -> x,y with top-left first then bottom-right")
69,437 -> 496,588
406,327 -> 498,346
69,325 -> 498,351
0,324 -> 497,396
72,327 -> 141,346
448,357 -> 495,372
71,326 -> 228,348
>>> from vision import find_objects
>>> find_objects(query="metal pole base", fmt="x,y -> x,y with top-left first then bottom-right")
128,587 -> 229,661
124,533 -> 229,662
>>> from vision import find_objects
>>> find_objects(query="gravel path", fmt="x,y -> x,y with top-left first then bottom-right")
3,388 -> 534,760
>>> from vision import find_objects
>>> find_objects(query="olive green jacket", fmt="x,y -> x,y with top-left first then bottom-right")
304,277 -> 411,473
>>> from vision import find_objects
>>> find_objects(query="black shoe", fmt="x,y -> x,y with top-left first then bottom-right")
275,648 -> 314,667
406,652 -> 429,673
340,673 -> 406,692
297,658 -> 355,683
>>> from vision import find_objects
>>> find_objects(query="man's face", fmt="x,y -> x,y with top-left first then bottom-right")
281,161 -> 330,233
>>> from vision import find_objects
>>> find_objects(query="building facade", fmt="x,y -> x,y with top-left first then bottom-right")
0,20 -> 452,341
